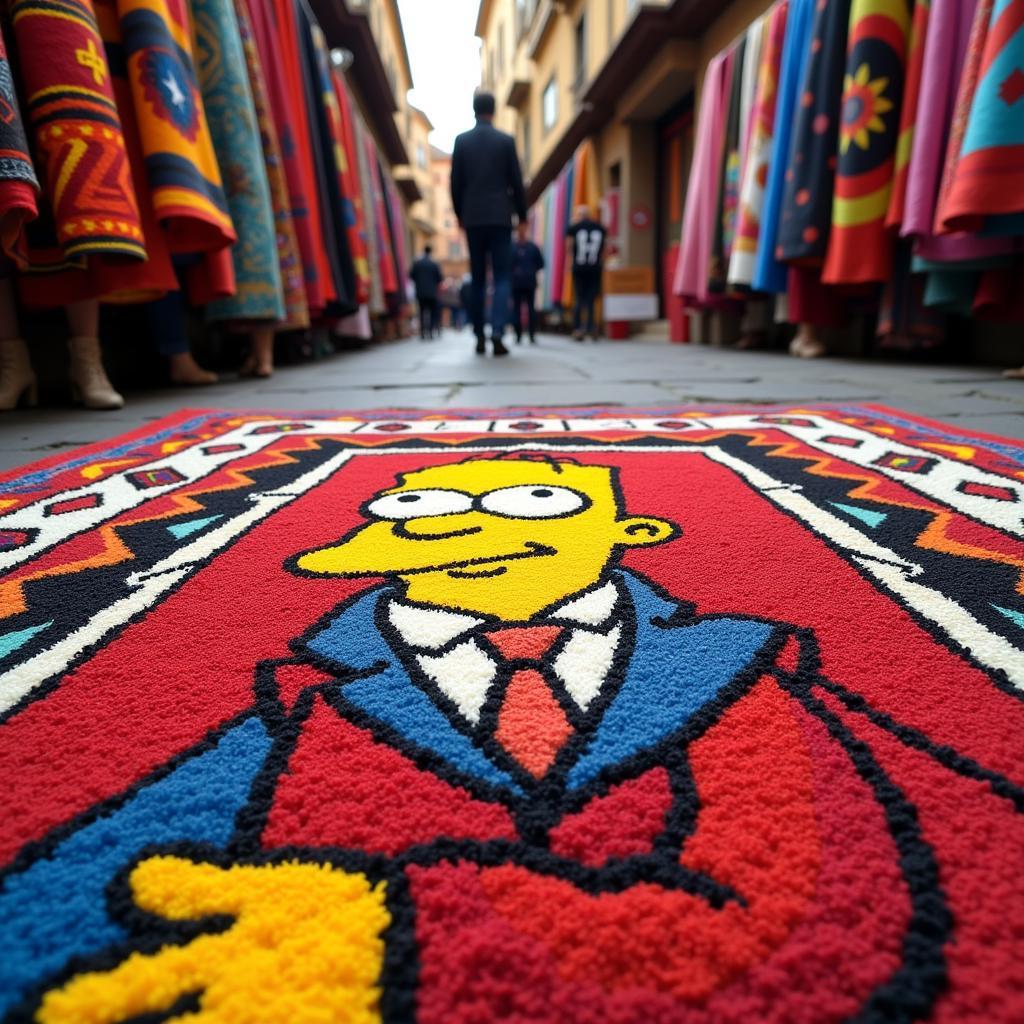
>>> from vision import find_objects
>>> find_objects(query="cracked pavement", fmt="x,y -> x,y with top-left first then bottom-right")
2,330 -> 1022,473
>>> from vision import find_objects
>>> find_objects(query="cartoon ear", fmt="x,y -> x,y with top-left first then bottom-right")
619,517 -> 680,547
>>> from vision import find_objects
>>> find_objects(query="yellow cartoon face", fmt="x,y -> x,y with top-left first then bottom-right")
295,458 -> 678,620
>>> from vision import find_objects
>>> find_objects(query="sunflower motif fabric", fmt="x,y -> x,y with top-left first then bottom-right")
822,0 -> 912,284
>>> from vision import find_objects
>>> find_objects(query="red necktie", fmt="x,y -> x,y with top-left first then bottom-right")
483,625 -> 572,778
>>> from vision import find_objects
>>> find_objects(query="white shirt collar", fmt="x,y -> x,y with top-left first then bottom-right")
387,580 -> 623,725
388,601 -> 483,650
389,578 -> 620,651
549,580 -> 618,626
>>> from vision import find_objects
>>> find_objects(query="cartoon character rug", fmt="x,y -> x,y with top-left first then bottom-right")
1,405 -> 1022,1024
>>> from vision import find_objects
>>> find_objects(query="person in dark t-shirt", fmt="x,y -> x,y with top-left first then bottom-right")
565,205 -> 607,341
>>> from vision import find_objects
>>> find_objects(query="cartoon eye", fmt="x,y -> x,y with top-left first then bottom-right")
366,489 -> 474,520
479,485 -> 589,519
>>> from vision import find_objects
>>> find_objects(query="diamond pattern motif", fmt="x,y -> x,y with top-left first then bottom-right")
44,493 -> 103,516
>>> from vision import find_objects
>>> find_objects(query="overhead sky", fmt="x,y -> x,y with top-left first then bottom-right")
398,0 -> 481,152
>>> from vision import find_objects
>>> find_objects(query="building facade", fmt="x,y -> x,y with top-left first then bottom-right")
476,0 -> 774,335
401,107 -> 440,258
430,147 -> 470,282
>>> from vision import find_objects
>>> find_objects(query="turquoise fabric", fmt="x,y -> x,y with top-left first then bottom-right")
193,0 -> 284,322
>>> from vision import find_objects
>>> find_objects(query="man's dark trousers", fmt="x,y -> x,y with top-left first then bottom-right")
418,297 -> 439,338
466,225 -> 512,342
573,271 -> 601,337
512,286 -> 538,342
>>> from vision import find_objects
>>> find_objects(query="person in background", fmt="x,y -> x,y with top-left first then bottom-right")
510,220 -> 544,345
458,272 -> 472,330
409,244 -> 442,340
438,277 -> 457,330
450,90 -> 527,357
144,292 -> 219,387
565,204 -> 607,342
0,284 -> 124,410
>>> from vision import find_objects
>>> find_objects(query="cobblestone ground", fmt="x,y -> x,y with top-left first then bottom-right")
2,329 -> 1023,473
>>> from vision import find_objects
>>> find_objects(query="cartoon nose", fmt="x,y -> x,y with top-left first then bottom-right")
396,512 -> 485,539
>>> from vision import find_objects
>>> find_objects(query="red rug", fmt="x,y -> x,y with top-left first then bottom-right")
1,405 -> 1022,1023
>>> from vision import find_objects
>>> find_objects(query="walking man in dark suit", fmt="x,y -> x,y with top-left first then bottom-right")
450,91 -> 527,357
409,245 -> 443,340
511,221 -> 545,344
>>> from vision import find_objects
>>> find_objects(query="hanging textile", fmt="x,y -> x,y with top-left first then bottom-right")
0,25 -> 38,266
232,0 -> 308,328
366,140 -> 397,298
549,168 -> 568,305
738,17 -> 766,159
902,0 -> 976,240
877,240 -> 948,342
244,0 -> 324,315
729,2 -> 789,287
385,175 -> 408,297
353,114 -> 384,315
822,0 -> 911,284
15,0 -> 184,308
531,197 -> 548,308
117,0 -> 235,252
896,0 -> 1010,310
674,50 -> 732,301
557,158 -> 576,306
192,0 -> 283,321
296,0 -> 356,314
754,0 -> 816,292
10,0 -> 145,265
274,0 -> 336,305
936,0 -> 1024,233
562,140 -> 600,308
709,38 -> 744,292
886,0 -> 931,228
777,0 -> 852,266
331,67 -> 371,306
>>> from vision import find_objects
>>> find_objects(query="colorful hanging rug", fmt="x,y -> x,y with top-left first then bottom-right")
0,405 -> 1023,1023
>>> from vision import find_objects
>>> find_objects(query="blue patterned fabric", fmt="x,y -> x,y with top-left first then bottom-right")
754,0 -> 817,293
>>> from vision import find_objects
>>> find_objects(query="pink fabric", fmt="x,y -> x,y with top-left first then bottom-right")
549,170 -> 569,304
674,51 -> 733,301
903,0 -> 1008,261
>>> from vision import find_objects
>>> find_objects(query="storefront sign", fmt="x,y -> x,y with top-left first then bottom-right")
604,293 -> 659,321
604,266 -> 655,294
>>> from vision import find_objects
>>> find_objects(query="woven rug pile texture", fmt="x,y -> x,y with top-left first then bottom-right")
1,405 -> 1022,1023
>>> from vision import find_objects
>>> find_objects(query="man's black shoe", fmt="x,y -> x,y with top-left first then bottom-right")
492,339 -> 510,357
475,335 -> 486,354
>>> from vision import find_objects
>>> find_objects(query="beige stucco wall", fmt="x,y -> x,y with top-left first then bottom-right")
694,0 -> 776,97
